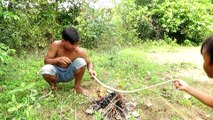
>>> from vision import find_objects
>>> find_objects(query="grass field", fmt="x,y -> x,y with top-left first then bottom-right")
0,41 -> 213,119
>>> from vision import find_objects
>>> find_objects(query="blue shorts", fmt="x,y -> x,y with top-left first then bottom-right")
41,58 -> 86,83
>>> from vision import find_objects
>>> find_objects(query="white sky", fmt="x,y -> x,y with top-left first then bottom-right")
1,0 -> 122,10
86,0 -> 122,9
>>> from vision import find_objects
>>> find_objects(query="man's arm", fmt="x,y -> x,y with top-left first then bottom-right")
174,80 -> 213,108
44,41 -> 59,65
79,49 -> 97,78
185,86 -> 213,107
44,41 -> 71,66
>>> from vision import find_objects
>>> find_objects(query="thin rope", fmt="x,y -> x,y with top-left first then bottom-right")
94,76 -> 175,93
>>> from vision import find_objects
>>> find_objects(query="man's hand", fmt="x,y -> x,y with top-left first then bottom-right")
57,57 -> 71,65
89,70 -> 97,79
174,79 -> 189,91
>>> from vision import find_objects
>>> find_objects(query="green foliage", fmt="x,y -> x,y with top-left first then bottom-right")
112,0 -> 139,42
111,0 -> 154,43
183,39 -> 193,46
94,111 -> 102,120
1,0 -> 213,52
1,1 -> 58,51
135,0 -> 153,6
76,0 -> 153,48
148,0 -> 213,44
7,89 -> 38,119
178,98 -> 192,106
76,2 -> 114,48
0,0 -> 81,52
0,3 -> 19,20
0,43 -> 15,76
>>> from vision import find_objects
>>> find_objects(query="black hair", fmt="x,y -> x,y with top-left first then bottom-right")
201,35 -> 213,64
62,27 -> 80,44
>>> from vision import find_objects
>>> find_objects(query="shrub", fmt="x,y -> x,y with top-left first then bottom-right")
0,1 -> 81,52
148,0 -> 213,44
75,3 -> 114,48
0,43 -> 15,76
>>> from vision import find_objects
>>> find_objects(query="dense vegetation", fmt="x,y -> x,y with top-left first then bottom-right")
1,0 -> 213,119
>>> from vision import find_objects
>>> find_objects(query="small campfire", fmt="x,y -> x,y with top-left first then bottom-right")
85,92 -> 140,119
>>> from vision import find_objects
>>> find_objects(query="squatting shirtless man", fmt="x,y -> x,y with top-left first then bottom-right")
41,26 -> 97,94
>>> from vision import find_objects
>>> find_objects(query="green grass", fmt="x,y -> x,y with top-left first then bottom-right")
0,42 -> 212,119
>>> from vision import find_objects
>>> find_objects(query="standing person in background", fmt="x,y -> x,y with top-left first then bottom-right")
174,36 -> 213,107
41,26 -> 97,94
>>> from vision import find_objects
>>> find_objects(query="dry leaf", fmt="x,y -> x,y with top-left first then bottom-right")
132,111 -> 140,118
183,94 -> 191,100
145,99 -> 153,108
85,106 -> 94,115
97,86 -> 106,98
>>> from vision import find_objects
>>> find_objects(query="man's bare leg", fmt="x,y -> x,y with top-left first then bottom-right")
43,74 -> 58,91
74,65 -> 87,94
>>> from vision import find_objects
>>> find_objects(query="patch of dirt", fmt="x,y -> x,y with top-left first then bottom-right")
147,47 -> 211,81
147,47 -> 203,66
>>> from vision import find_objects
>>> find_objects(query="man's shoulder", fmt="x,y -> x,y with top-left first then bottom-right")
52,40 -> 62,47
76,47 -> 87,51
76,47 -> 87,54
53,40 -> 62,44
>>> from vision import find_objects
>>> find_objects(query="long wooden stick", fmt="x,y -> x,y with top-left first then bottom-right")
94,76 -> 174,93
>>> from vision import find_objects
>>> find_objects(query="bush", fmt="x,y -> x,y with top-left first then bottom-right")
148,0 -> 213,44
0,1 -> 81,52
76,0 -> 154,48
75,3 -> 114,49
0,43 -> 15,76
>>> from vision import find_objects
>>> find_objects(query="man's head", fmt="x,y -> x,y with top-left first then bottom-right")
62,27 -> 79,50
201,35 -> 213,77
62,26 -> 80,44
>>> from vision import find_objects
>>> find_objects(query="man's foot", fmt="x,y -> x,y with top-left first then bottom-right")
74,87 -> 89,95
51,84 -> 58,91
50,85 -> 58,97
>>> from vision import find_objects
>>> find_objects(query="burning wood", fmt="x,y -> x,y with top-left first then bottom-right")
85,92 -> 139,119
